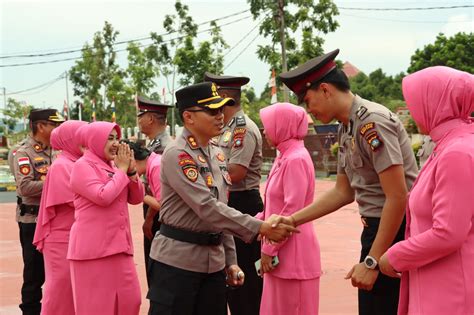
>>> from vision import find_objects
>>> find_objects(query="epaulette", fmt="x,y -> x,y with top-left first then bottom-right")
236,115 -> 246,127
355,106 -> 369,120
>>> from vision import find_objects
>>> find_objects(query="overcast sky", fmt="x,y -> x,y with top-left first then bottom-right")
0,0 -> 472,112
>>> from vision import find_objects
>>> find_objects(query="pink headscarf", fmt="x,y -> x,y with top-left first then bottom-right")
75,123 -> 90,149
33,120 -> 87,251
402,66 -> 474,142
260,102 -> 308,153
84,121 -> 121,161
51,120 -> 88,160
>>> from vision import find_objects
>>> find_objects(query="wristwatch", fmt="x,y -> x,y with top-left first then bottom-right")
363,255 -> 378,270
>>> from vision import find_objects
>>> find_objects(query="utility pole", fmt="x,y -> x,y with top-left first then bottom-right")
2,87 -> 7,135
278,0 -> 289,102
64,71 -> 70,111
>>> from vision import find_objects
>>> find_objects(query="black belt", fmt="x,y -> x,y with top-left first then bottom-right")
160,223 -> 223,246
19,204 -> 39,216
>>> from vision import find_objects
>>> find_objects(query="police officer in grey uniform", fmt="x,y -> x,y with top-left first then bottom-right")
13,109 -> 64,315
275,49 -> 418,315
204,72 -> 263,315
137,96 -> 173,286
146,82 -> 297,315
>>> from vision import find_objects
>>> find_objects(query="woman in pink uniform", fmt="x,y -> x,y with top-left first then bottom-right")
68,122 -> 144,315
257,103 -> 321,315
379,66 -> 474,315
33,120 -> 87,315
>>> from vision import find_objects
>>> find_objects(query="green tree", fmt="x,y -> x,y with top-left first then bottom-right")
408,32 -> 474,74
248,0 -> 339,74
126,42 -> 156,94
69,22 -> 121,122
1,98 -> 32,133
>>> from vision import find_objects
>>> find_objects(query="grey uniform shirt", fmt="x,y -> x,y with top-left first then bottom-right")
148,130 -> 172,155
216,110 -> 263,191
8,139 -> 27,222
337,95 -> 418,218
13,136 -> 54,223
150,128 -> 262,273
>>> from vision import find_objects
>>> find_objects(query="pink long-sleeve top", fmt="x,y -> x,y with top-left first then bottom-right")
386,66 -> 474,315
33,120 -> 87,251
146,152 -> 162,199
257,103 -> 321,280
68,122 -> 144,260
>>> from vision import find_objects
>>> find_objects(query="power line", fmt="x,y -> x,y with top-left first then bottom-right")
223,18 -> 263,57
0,9 -> 251,59
224,33 -> 260,71
341,13 -> 474,24
339,5 -> 473,11
0,15 -> 253,68
6,73 -> 65,95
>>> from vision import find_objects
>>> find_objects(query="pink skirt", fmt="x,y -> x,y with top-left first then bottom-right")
42,242 -> 75,315
69,253 -> 141,315
260,274 -> 320,315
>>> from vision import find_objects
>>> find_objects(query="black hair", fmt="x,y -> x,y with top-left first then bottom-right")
313,68 -> 351,92
119,139 -> 151,161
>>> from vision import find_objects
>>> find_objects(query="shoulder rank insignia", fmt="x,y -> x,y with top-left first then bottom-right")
356,106 -> 369,120
179,152 -> 198,182
33,144 -> 43,152
360,122 -> 376,136
186,136 -> 199,150
232,127 -> 247,148
236,115 -> 246,126
216,152 -> 226,162
18,157 -> 31,175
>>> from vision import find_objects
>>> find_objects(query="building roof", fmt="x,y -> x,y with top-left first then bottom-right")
342,61 -> 361,78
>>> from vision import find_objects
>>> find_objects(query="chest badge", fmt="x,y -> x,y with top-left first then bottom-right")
223,131 -> 232,143
33,144 -> 43,152
205,175 -> 213,187
197,155 -> 206,164
216,152 -> 226,162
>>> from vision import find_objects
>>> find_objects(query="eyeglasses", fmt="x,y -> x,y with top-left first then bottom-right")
186,107 -> 224,116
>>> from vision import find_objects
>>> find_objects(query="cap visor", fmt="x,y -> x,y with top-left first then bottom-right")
205,97 -> 235,109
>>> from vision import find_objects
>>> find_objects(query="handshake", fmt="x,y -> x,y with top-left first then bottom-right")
258,214 -> 298,243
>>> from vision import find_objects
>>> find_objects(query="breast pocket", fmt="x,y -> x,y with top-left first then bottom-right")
350,153 -> 364,169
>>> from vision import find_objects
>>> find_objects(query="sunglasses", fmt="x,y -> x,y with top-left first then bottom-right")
186,107 -> 224,116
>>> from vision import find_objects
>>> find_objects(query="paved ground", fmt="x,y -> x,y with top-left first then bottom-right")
0,178 -> 360,314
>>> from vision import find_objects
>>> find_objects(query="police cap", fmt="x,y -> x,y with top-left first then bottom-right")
137,96 -> 173,117
29,108 -> 65,123
175,82 -> 235,111
203,72 -> 250,91
279,49 -> 339,103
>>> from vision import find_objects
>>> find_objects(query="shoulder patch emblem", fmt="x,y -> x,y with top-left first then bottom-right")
232,128 -> 247,148
20,165 -> 31,175
366,132 -> 384,151
360,122 -> 376,136
186,136 -> 199,149
18,157 -> 30,166
236,116 -> 246,126
216,152 -> 226,162
179,152 -> 198,182
183,167 -> 198,182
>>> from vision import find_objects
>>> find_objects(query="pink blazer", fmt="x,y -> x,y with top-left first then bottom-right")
387,67 -> 474,315
68,122 -> 144,260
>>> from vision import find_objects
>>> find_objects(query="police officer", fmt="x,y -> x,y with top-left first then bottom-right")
273,49 -> 418,315
136,96 -> 173,286
146,82 -> 297,315
204,72 -> 263,315
13,109 -> 64,315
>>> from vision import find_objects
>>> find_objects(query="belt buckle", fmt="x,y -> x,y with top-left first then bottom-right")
208,232 -> 223,245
